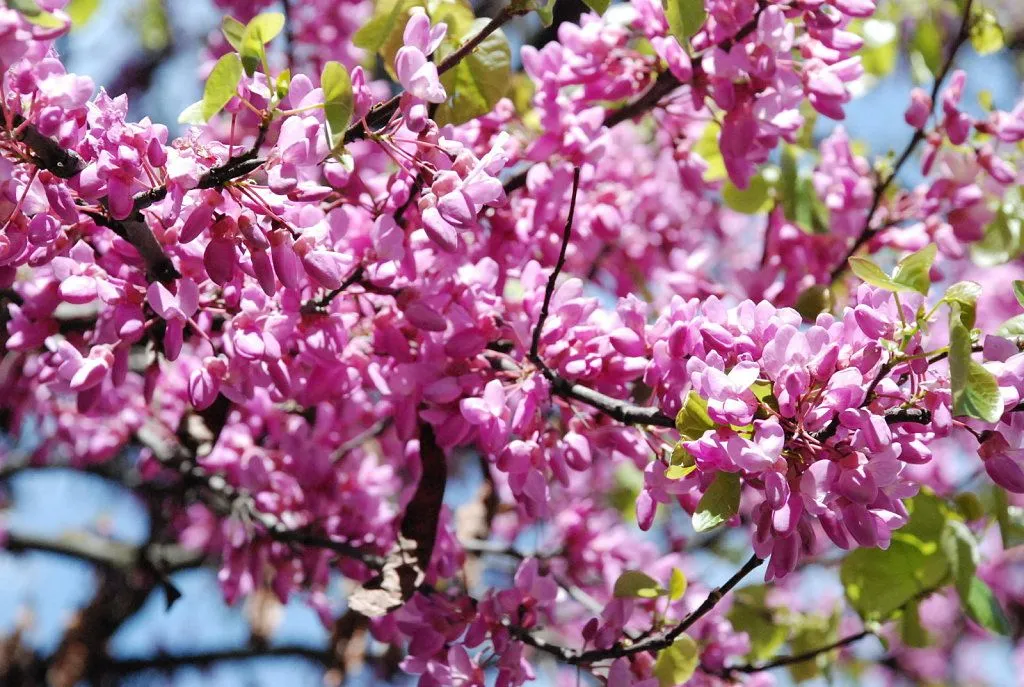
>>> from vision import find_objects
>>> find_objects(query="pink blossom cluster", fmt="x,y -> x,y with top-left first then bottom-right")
1,0 -> 1024,685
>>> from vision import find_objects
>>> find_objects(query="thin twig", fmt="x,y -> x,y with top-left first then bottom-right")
727,629 -> 874,674
828,0 -> 976,282
529,167 -> 581,364
507,554 -> 763,665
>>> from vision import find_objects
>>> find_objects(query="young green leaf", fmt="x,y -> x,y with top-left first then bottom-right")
240,12 -> 285,75
891,243 -> 937,294
663,0 -> 706,45
177,99 -> 207,126
435,21 -> 511,126
900,598 -> 930,648
8,0 -> 65,27
67,0 -> 101,27
848,257 -> 899,292
943,281 -> 982,328
949,314 -> 1003,423
940,520 -> 978,600
201,53 -> 243,122
692,472 -> 740,532
666,464 -> 697,480
668,568 -> 687,601
1013,280 -> 1024,308
653,635 -> 699,687
723,174 -> 772,215
970,9 -> 1005,56
964,577 -> 1012,635
613,570 -> 665,599
321,61 -> 354,152
675,391 -> 715,440
221,15 -> 246,51
997,314 -> 1024,338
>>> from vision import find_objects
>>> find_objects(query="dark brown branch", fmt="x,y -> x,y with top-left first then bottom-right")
9,113 -> 85,178
508,554 -> 763,665
725,629 -> 874,674
100,644 -> 329,674
530,166 -> 581,363
137,421 -> 384,568
828,0 -> 975,282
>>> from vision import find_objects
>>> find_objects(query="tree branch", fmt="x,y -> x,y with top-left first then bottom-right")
100,644 -> 330,674
724,629 -> 874,675
529,166 -> 581,363
502,3 -> 771,194
828,0 -> 975,282
507,554 -> 763,665
4,530 -> 204,573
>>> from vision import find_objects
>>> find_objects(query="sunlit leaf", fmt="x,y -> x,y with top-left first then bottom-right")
693,472 -> 740,533
201,53 -> 243,122
653,635 -> 699,687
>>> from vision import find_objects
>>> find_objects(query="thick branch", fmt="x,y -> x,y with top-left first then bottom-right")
4,530 -> 204,573
101,644 -> 330,674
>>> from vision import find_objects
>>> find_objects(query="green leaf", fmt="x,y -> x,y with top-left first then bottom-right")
613,570 -> 665,599
964,577 -> 1011,635
940,520 -> 978,600
900,598 -> 930,648
177,99 -> 207,125
435,19 -> 511,126
694,122 -> 726,182
794,284 -> 832,321
675,391 -> 715,440
859,19 -> 898,78
67,0 -> 101,27
848,257 -> 900,292
663,0 -> 706,45
321,61 -> 354,153
973,198 -> 1024,266
275,69 -> 292,100
8,0 -> 65,27
1014,280 -> 1024,308
653,635 -> 699,687
949,316 -> 1002,423
943,281 -> 982,328
997,314 -> 1024,338
692,472 -> 740,533
891,243 -> 937,295
728,586 -> 788,662
536,0 -> 556,25
787,610 -> 840,682
240,12 -> 285,75
970,8 -> 1005,56
841,493 -> 952,622
912,16 -> 943,77
666,464 -> 697,480
201,53 -> 244,122
581,0 -> 610,14
723,174 -> 772,214
994,486 -> 1024,549
221,15 -> 246,51
668,567 -> 687,601
354,0 -> 422,54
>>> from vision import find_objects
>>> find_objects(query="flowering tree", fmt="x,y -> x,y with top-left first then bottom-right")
1,0 -> 1023,683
